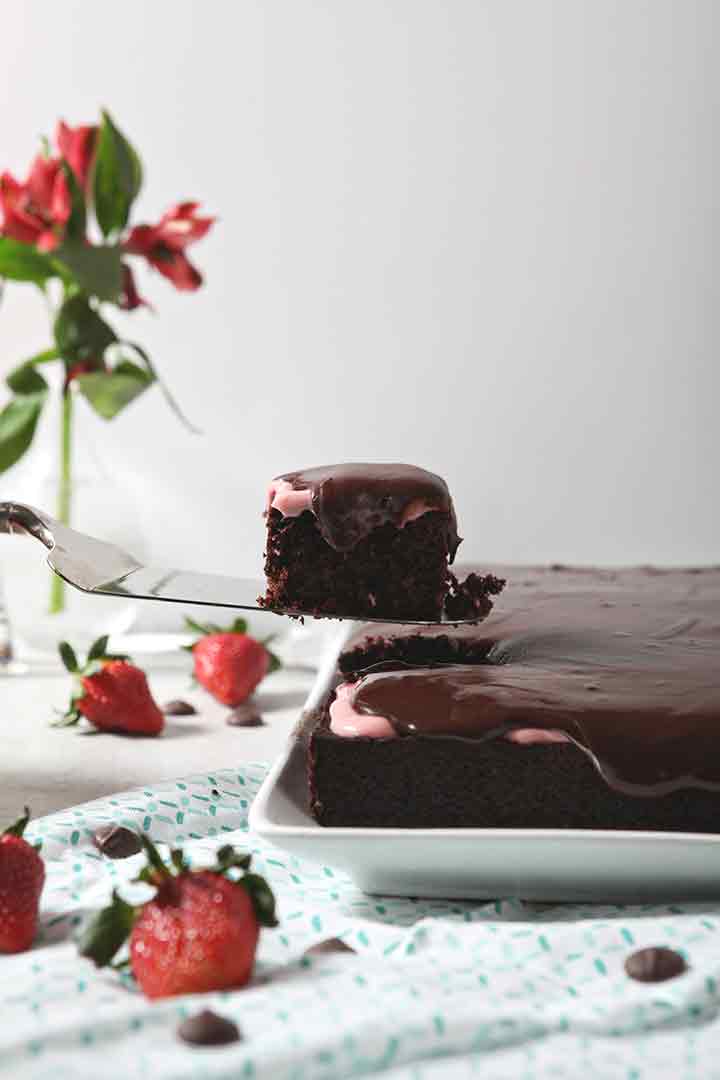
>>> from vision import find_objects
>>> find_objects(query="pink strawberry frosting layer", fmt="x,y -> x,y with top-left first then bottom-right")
267,479 -> 313,517
328,681 -> 569,744
266,480 -> 436,527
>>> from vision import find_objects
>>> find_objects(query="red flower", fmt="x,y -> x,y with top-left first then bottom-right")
56,121 -> 97,189
119,263 -> 152,311
124,202 -> 214,291
0,155 -> 70,251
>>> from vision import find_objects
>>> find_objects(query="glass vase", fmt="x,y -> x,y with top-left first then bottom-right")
0,368 -> 143,665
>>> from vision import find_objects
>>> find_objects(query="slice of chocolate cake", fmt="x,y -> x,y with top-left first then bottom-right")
308,566 -> 720,832
261,463 -> 502,622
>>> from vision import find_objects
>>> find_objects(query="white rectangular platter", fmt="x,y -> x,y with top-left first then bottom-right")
249,627 -> 720,902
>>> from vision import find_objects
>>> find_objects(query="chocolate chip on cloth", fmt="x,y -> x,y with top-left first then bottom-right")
162,700 -> 197,716
92,825 -> 142,859
305,937 -> 356,956
624,946 -> 688,983
226,704 -> 265,727
177,1009 -> 241,1046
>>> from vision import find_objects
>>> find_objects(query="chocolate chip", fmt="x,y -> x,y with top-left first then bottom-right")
92,824 -> 142,859
162,699 -> 197,716
305,937 -> 356,956
177,1009 -> 241,1046
226,705 -> 265,727
624,946 -> 688,983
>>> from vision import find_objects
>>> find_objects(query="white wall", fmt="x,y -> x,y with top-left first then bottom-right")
1,0 -> 717,575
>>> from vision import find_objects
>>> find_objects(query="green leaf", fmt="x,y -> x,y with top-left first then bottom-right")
54,295 -> 116,363
183,617 -> 221,637
6,364 -> 48,395
266,648 -> 282,674
138,833 -> 171,880
53,243 -> 122,303
239,872 -> 278,928
76,365 -> 153,420
230,618 -> 248,635
93,110 -> 143,237
58,641 -> 79,673
0,237 -> 58,285
0,392 -> 46,475
216,845 -> 252,873
170,848 -> 189,873
3,807 -> 30,839
6,347 -> 58,394
60,161 -> 87,243
120,341 -> 200,435
78,890 -> 136,968
86,635 -> 110,663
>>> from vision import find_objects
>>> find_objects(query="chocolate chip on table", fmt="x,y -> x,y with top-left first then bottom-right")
177,1009 -> 241,1046
162,699 -> 197,716
226,705 -> 265,727
92,824 -> 142,859
305,937 -> 356,956
624,946 -> 688,983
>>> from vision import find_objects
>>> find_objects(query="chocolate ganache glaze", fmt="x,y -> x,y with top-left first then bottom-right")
344,566 -> 720,797
271,463 -> 461,556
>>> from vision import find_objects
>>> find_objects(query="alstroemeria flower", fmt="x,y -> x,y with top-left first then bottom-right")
124,202 -> 215,291
56,121 -> 97,189
0,155 -> 70,251
119,262 -> 152,311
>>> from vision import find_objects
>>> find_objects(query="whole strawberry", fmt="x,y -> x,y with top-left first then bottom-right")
80,835 -> 277,998
185,617 -> 280,706
57,636 -> 164,736
0,809 -> 45,954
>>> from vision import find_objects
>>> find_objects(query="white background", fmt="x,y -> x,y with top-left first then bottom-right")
1,0 -> 717,575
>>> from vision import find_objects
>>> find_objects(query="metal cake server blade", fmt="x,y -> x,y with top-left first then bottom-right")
0,501 -> 478,626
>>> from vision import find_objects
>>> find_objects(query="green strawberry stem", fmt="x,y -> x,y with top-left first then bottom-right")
49,387 -> 73,615
3,807 -> 30,838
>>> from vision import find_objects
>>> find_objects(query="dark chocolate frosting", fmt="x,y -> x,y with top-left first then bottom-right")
274,463 -> 461,557
347,566 -> 720,797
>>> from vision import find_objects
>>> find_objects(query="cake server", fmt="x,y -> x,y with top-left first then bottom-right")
0,501 -> 478,626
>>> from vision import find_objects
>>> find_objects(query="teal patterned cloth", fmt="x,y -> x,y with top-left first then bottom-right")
3,764 -> 720,1079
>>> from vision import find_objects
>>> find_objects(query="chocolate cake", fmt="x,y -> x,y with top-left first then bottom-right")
308,566 -> 720,831
261,463 -> 503,621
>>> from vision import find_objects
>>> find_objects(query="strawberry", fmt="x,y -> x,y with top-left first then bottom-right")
0,809 -> 45,954
79,835 -> 277,999
185,617 -> 280,706
57,636 -> 164,736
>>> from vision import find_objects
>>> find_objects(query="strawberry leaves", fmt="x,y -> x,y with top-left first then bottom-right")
184,616 -> 248,639
79,835 -> 278,971
59,634 -> 126,675
238,873 -> 278,928
3,807 -> 30,839
58,641 -> 79,674
56,636 -> 130,725
79,889 -> 137,968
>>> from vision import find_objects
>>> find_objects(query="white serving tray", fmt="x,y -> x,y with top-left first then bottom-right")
249,626 -> 720,902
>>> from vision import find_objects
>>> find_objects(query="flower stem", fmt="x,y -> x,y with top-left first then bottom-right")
48,389 -> 73,614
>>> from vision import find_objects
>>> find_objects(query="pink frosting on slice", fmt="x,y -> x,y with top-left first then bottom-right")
329,682 -> 395,738
266,481 -> 438,525
505,728 -> 569,745
267,479 -> 313,517
399,498 -> 437,526
329,681 -> 569,744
